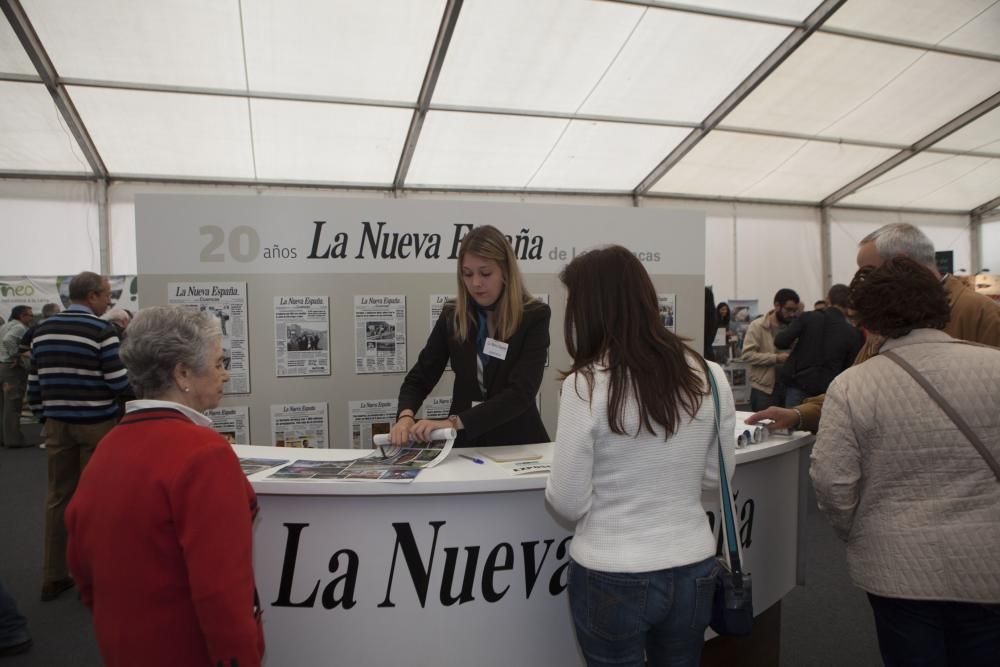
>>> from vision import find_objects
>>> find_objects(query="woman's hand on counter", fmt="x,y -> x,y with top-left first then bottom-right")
389,415 -> 415,446
410,418 -> 455,443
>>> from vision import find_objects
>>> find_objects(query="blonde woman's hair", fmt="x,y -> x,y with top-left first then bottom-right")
452,225 -> 534,342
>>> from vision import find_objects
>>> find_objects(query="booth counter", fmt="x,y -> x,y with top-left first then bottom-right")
239,414 -> 814,666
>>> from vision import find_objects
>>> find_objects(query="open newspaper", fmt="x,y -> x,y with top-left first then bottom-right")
265,428 -> 457,483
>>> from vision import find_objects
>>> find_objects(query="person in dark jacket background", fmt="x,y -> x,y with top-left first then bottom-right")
776,283 -> 863,407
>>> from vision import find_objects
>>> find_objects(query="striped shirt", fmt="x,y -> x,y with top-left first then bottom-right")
27,304 -> 130,424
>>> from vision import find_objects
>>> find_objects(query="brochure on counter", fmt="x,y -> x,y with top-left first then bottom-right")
475,445 -> 549,476
263,428 -> 457,483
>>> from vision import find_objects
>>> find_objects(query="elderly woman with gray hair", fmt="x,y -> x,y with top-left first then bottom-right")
65,306 -> 264,667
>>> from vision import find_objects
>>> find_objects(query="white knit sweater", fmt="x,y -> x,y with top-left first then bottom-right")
545,358 -> 736,573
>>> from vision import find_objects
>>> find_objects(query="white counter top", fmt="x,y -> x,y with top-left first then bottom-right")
237,411 -> 813,496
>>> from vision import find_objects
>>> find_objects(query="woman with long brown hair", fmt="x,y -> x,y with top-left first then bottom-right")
390,225 -> 550,447
546,246 -> 735,666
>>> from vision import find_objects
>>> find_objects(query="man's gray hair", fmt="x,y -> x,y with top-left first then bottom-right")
68,271 -> 105,302
859,223 -> 936,268
120,306 -> 222,399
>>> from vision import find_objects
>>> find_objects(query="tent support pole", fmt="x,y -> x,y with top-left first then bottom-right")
820,206 -> 832,296
97,179 -> 110,274
970,213 -> 982,274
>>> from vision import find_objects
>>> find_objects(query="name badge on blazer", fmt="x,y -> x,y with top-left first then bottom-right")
483,338 -> 509,361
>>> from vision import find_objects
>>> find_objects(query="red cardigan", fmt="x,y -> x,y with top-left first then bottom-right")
66,408 -> 264,667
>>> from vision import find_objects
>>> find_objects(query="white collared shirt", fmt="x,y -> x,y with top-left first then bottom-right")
125,399 -> 213,427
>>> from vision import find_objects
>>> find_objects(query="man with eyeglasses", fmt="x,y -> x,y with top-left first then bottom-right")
27,272 -> 130,602
739,288 -> 800,411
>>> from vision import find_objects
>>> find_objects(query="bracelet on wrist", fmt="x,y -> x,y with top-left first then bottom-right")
398,414 -> 414,422
791,407 -> 803,431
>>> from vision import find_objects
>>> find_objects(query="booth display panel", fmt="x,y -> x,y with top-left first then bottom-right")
240,417 -> 813,666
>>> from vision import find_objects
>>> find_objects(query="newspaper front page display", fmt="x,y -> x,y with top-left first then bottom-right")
354,295 -> 407,374
270,402 -> 329,449
349,399 -> 398,449
422,395 -> 452,420
658,293 -> 677,333
267,428 -> 458,483
274,296 -> 330,377
168,282 -> 250,394
205,405 -> 251,445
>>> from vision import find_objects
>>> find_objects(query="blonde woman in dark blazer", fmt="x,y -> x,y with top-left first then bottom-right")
391,225 -> 550,448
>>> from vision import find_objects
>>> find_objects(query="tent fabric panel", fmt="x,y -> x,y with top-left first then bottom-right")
828,208 -> 972,285
241,0 -> 444,103
404,110 -> 569,188
577,9 -> 791,123
724,32 -> 1000,144
68,87 -> 255,179
0,17 -> 37,75
840,153 -> 1000,210
733,205 -> 823,308
527,121 -> 690,191
648,131 -> 897,201
435,0 -> 791,123
0,179 -> 100,274
0,81 -> 93,173
250,99 -> 412,185
825,0 -> 1000,56
932,106 -> 1000,154
24,0 -> 247,90
432,0 -> 645,114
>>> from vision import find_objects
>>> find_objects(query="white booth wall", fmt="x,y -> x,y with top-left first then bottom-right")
0,178 -> 985,309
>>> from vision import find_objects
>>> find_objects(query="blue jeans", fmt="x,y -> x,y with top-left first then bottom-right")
867,593 -> 1000,666
0,580 -> 29,649
568,557 -> 717,667
784,386 -> 808,409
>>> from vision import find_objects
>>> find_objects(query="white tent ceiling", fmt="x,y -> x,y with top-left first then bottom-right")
1,0 -> 998,215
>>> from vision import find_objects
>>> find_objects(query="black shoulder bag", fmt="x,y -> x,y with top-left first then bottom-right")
707,369 -> 754,635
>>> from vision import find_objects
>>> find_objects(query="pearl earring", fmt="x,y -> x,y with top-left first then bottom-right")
183,387 -> 190,392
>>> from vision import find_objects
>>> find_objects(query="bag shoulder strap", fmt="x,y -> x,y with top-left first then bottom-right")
881,350 -> 1000,483
706,367 -> 745,574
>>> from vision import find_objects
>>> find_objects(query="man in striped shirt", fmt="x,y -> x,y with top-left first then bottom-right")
27,271 -> 130,602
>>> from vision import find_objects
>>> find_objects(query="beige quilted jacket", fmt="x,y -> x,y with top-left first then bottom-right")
810,329 -> 1000,603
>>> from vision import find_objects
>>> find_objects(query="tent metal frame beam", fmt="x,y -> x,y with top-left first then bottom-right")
0,0 -> 107,179
603,1 -> 1000,63
632,0 -> 846,196
392,0 -> 463,191
8,74 -> 999,161
0,172 -> 974,217
821,90 -> 1000,207
972,195 -> 1000,217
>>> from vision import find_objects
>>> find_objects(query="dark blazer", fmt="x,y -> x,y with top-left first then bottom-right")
397,301 -> 551,447
775,307 -> 863,396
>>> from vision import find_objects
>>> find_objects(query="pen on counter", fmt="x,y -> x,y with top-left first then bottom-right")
458,454 -> 485,465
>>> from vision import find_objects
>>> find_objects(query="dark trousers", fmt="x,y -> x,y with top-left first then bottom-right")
749,388 -> 778,412
867,593 -> 1000,667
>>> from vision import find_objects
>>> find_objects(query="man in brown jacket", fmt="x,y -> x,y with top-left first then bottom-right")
747,222 -> 1000,433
